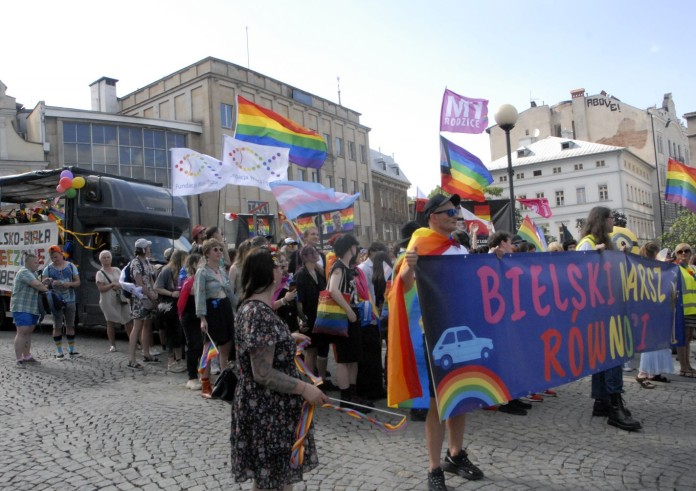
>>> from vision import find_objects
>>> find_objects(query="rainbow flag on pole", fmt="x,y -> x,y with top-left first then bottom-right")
516,215 -> 547,252
235,96 -> 327,169
440,136 -> 492,202
198,342 -> 219,374
665,158 -> 696,213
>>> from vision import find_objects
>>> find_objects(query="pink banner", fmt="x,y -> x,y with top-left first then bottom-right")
440,89 -> 489,134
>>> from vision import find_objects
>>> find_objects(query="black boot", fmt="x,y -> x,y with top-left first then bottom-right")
592,398 -> 610,417
607,393 -> 642,431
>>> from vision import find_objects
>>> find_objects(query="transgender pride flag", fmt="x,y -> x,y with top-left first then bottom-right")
269,181 -> 360,220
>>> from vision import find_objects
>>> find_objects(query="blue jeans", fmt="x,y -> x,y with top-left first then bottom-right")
591,365 -> 624,400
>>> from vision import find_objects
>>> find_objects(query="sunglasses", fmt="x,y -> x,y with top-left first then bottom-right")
211,247 -> 224,252
431,208 -> 458,217
677,249 -> 692,255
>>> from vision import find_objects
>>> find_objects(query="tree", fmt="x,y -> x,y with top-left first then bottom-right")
485,186 -> 504,198
661,210 -> 696,250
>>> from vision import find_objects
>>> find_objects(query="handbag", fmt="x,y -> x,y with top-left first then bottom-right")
313,290 -> 351,337
211,367 -> 237,403
99,269 -> 129,304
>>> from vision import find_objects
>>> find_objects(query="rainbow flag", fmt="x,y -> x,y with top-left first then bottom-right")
322,207 -> 354,234
440,136 -> 492,202
387,227 -> 460,407
665,158 -> 696,213
235,96 -> 327,169
516,215 -> 547,252
198,342 -> 219,374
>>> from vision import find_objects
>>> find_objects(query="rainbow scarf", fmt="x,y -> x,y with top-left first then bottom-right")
235,96 -> 327,169
386,227 -> 459,406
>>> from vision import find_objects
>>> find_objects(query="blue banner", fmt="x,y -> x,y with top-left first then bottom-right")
415,251 -> 684,419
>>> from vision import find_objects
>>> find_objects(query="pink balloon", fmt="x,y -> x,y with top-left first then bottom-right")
56,184 -> 66,194
59,177 -> 72,189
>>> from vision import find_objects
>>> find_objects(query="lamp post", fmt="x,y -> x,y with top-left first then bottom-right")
495,104 -> 519,232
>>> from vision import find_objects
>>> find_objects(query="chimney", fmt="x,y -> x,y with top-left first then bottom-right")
90,77 -> 119,113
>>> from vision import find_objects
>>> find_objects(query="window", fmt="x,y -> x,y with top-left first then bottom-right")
334,137 -> 344,157
599,184 -> 608,201
596,160 -> 606,167
536,192 -> 545,198
338,177 -> 346,192
362,182 -> 370,201
221,103 -> 234,128
326,175 -> 334,188
323,133 -> 331,154
352,180 -> 358,194
311,171 -> 318,182
657,136 -> 664,154
555,190 -> 565,206
359,144 -> 367,164
298,169 -> 306,181
533,170 -> 542,177
383,223 -> 391,242
348,141 -> 356,161
574,163 -> 583,171
576,187 -> 586,204
499,175 -> 507,182
553,167 -> 561,174
516,173 -> 524,179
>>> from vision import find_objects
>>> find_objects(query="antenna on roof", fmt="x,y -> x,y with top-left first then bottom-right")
337,76 -> 342,106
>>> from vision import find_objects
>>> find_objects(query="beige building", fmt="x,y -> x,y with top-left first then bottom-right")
488,89 -> 690,234
116,57 -> 375,244
0,81 -> 47,173
370,150 -> 410,247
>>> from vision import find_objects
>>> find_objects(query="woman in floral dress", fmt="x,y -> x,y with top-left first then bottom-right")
231,247 -> 328,490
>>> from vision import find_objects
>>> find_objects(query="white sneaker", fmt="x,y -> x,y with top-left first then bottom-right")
185,379 -> 202,390
168,360 -> 187,373
109,346 -> 117,353
150,349 -> 162,357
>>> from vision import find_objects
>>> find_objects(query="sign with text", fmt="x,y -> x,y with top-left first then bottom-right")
416,251 -> 683,420
439,89 -> 489,134
0,222 -> 59,291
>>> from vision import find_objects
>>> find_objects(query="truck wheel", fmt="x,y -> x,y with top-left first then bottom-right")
441,355 -> 453,371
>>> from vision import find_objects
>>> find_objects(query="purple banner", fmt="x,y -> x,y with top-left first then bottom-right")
439,89 -> 489,134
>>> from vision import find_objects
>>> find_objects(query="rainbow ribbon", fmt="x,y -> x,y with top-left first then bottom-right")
290,340 -> 407,469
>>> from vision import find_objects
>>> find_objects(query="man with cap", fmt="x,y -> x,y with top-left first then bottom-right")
284,237 -> 299,257
388,194 -> 484,491
43,245 -> 81,358
190,225 -> 205,254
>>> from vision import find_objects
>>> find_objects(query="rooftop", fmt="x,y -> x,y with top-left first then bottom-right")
370,149 -> 410,185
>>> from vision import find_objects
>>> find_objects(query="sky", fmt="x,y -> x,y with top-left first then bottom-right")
3,0 -> 695,197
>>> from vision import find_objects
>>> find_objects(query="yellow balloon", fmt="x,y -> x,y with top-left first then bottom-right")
72,176 -> 86,189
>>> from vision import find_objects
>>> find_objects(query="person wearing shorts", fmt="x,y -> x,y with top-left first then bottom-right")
43,245 -> 80,359
11,253 -> 49,367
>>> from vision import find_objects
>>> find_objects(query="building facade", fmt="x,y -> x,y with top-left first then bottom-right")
488,90 -> 689,234
489,137 -> 655,242
116,57 -> 375,245
370,150 -> 410,247
0,81 -> 47,174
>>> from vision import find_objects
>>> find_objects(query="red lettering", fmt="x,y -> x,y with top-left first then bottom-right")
541,328 -> 565,380
568,327 -> 583,377
635,313 -> 650,352
549,264 -> 568,312
587,321 -> 606,369
530,265 -> 550,317
586,262 -> 606,307
477,265 -> 504,323
505,267 -> 526,321
568,264 -> 586,310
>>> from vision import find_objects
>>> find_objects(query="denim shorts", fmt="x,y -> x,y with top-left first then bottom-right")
13,312 -> 39,327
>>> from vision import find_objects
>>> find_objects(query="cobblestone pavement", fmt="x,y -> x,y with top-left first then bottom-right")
1,329 -> 695,491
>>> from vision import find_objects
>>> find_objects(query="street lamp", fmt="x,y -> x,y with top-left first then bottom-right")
495,104 -> 519,232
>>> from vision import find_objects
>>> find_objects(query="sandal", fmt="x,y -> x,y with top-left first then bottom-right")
636,376 -> 656,389
649,374 -> 671,383
142,356 -> 160,363
679,370 -> 696,378
127,362 -> 144,370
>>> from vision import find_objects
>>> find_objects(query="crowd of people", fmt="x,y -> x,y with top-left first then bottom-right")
8,205 -> 695,491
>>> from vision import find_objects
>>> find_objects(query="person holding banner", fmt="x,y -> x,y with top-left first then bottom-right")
577,206 -> 642,431
393,194 -> 484,491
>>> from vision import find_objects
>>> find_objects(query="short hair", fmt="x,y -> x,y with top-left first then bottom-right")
547,241 -> 564,252
488,231 -> 512,249
367,242 -> 388,254
98,250 -> 112,261
202,238 -> 224,257
205,226 -> 220,240
333,234 -> 360,257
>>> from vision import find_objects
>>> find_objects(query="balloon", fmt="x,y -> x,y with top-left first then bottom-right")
59,177 -> 72,189
60,170 -> 74,179
65,188 -> 77,199
56,185 -> 66,194
72,176 -> 86,189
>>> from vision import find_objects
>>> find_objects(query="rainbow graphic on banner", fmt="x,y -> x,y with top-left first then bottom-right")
248,217 -> 270,237
294,216 -> 316,235
322,207 -> 354,234
436,365 -> 511,419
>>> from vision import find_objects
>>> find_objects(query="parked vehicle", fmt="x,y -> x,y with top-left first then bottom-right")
432,325 -> 494,370
0,168 -> 190,328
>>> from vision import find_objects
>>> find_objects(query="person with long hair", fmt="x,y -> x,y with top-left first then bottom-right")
228,239 -> 252,310
232,247 -> 327,490
96,250 -> 132,353
195,239 -> 235,398
577,206 -> 641,431
155,249 -> 187,373
12,252 -> 49,367
177,253 -> 203,390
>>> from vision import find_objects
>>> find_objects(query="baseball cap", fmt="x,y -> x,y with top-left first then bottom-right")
135,238 -> 152,250
422,194 -> 461,218
191,225 -> 206,240
284,237 -> 298,245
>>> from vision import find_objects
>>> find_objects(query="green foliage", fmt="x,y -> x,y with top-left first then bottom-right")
428,186 -> 446,198
662,210 -> 696,250
485,186 -> 504,197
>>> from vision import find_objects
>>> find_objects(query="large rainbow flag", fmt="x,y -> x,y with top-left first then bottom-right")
440,136 -> 493,202
387,227 -> 461,407
665,158 -> 696,213
516,215 -> 547,252
235,96 -> 327,169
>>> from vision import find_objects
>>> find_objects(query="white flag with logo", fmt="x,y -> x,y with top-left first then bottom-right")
170,149 -> 231,196
222,135 -> 289,191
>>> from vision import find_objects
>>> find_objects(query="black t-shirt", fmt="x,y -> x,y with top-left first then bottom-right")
295,267 -> 327,328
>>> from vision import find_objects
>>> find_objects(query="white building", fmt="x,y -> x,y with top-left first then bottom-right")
488,136 -> 655,242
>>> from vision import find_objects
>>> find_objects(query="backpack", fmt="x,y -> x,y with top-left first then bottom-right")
122,262 -> 133,299
39,290 -> 66,316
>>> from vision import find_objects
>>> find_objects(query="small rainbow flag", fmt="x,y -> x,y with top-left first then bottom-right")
516,215 -> 547,252
665,158 -> 696,213
440,136 -> 493,202
198,342 -> 220,374
235,96 -> 327,169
